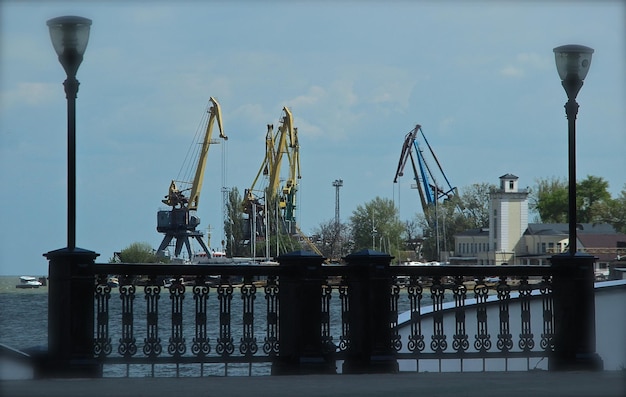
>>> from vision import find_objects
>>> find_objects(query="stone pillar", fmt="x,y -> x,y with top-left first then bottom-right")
342,249 -> 399,374
39,247 -> 101,377
272,250 -> 335,374
549,253 -> 603,371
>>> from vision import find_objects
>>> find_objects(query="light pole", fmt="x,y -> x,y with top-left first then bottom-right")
550,44 -> 602,371
43,16 -> 100,377
332,179 -> 343,229
553,44 -> 594,255
47,15 -> 92,251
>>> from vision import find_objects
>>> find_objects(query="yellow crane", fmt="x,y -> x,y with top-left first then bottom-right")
242,107 -> 302,252
157,97 -> 227,260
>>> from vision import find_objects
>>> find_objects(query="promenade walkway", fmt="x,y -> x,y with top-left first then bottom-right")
2,371 -> 624,397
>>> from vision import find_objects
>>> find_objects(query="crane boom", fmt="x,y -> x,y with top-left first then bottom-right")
242,107 -> 302,255
157,97 -> 227,260
269,107 -> 293,195
393,124 -> 457,223
188,97 -> 227,210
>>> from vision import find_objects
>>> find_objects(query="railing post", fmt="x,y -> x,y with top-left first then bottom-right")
273,250 -> 336,374
342,249 -> 399,374
549,253 -> 603,371
39,247 -> 101,377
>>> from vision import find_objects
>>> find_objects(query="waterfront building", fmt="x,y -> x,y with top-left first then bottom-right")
452,174 -> 626,278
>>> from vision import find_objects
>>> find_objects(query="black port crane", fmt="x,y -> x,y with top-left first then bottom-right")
156,97 -> 227,260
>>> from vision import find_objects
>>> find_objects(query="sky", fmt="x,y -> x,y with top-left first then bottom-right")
1,1 -> 624,276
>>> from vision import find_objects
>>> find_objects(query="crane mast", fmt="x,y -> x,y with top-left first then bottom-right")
157,97 -> 227,260
242,107 -> 301,254
394,124 -> 456,227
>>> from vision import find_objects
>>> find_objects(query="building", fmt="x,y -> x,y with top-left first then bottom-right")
452,174 -> 626,278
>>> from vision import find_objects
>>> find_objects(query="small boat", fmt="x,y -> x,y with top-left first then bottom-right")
15,276 -> 43,289
107,276 -> 119,288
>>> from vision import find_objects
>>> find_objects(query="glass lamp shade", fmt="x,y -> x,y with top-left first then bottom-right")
553,44 -> 594,81
47,16 -> 92,58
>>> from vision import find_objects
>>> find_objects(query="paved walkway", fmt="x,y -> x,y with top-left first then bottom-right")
1,371 -> 624,397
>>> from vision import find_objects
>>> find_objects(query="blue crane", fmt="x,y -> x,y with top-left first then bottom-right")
393,125 -> 457,220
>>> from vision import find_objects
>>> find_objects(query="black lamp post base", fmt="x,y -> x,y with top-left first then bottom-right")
549,253 -> 603,371
43,246 -> 100,378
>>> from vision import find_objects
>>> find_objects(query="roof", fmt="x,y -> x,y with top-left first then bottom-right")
578,233 -> 626,249
499,173 -> 518,180
524,223 -> 617,236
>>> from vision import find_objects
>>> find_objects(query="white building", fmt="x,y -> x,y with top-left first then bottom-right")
452,174 -> 626,274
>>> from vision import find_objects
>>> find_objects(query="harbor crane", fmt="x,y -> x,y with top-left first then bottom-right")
393,124 -> 457,227
156,97 -> 227,260
242,107 -> 313,257
243,107 -> 300,237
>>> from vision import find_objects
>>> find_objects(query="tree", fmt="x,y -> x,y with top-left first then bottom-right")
224,187 -> 247,257
113,242 -> 162,263
349,197 -> 404,255
458,183 -> 494,229
531,175 -> 613,224
530,177 -> 568,223
416,198 -> 464,261
591,185 -> 626,233
412,183 -> 493,261
577,175 -> 611,223
312,218 -> 351,260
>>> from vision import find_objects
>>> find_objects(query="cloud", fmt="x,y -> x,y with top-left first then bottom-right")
500,52 -> 551,78
288,86 -> 326,108
0,82 -> 57,108
500,66 -> 524,77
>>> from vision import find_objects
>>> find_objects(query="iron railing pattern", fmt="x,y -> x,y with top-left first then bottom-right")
91,263 -> 553,375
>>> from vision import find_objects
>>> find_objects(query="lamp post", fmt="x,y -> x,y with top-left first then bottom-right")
553,44 -> 594,255
42,16 -> 100,377
47,15 -> 92,250
549,44 -> 601,371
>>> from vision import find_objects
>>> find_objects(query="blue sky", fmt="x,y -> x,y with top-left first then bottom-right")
1,1 -> 624,275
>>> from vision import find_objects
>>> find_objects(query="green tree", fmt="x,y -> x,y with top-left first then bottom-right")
458,183 -> 494,228
312,218 -> 352,260
531,176 -> 613,224
578,175 -> 611,223
349,197 -> 403,255
417,198 -> 467,261
414,183 -> 493,261
591,185 -> 626,233
530,177 -> 568,223
113,242 -> 162,263
225,187 -> 247,257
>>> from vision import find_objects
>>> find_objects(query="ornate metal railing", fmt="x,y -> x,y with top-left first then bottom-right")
41,249 -> 600,377
86,259 -> 556,376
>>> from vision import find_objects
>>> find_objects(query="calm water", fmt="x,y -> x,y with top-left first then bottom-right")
0,276 -> 49,352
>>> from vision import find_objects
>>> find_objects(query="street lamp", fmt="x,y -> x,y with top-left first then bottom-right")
43,16 -> 100,377
47,16 -> 92,250
550,44 -> 602,371
553,44 -> 594,256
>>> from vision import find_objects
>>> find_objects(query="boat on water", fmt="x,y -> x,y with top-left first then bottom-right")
401,261 -> 442,266
107,276 -> 119,288
15,276 -> 43,289
193,250 -> 250,265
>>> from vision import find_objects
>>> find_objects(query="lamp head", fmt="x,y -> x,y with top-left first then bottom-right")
553,44 -> 594,81
47,16 -> 92,77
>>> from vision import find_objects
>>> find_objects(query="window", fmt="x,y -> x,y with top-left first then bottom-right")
509,180 -> 514,190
